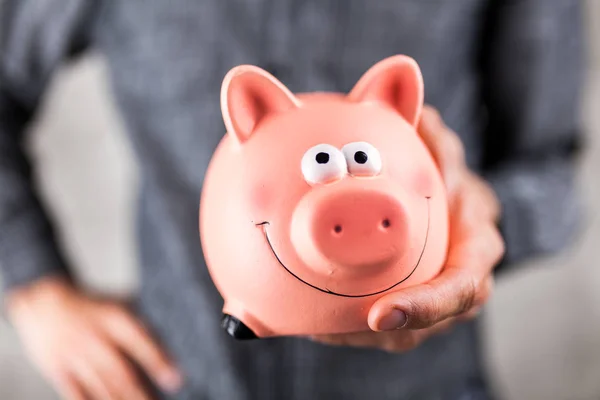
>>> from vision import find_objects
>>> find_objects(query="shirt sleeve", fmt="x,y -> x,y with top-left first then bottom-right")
0,0 -> 97,293
477,0 -> 586,267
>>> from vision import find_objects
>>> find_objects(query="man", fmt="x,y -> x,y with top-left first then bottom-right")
0,1 -> 584,399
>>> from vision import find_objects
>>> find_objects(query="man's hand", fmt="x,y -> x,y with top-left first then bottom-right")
311,105 -> 505,352
5,277 -> 182,400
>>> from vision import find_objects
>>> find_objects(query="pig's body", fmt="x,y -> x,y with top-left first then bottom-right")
200,56 -> 448,338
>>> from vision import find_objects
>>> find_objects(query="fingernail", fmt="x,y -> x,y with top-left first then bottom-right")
377,309 -> 407,331
158,369 -> 182,392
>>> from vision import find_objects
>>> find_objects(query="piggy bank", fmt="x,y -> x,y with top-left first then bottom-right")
199,55 -> 449,340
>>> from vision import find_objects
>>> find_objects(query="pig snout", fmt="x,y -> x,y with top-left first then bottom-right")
291,187 -> 409,274
312,190 -> 407,269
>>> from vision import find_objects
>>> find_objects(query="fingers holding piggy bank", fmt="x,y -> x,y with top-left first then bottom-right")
200,55 -> 452,340
311,107 -> 505,352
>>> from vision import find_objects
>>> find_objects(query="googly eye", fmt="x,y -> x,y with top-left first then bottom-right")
301,144 -> 347,185
342,142 -> 382,176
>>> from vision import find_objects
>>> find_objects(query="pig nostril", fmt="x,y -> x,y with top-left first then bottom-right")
333,225 -> 343,234
381,219 -> 391,229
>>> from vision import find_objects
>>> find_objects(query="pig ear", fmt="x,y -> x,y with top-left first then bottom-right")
347,55 -> 424,127
221,65 -> 300,144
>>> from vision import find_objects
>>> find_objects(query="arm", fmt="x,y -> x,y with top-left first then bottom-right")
1,2 -> 182,398
0,0 -> 94,293
310,0 -> 585,351
0,81 -> 72,291
478,0 -> 586,266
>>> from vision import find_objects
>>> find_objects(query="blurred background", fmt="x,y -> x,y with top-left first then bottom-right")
0,1 -> 599,399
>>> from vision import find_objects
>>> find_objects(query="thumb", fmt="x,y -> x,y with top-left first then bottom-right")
367,268 -> 491,332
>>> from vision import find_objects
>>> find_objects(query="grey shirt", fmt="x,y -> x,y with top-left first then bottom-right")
0,1 -> 585,399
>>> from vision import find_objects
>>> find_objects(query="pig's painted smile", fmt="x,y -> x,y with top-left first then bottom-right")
256,197 -> 431,298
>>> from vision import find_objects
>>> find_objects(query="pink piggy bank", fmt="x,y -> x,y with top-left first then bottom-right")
199,55 -> 449,340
